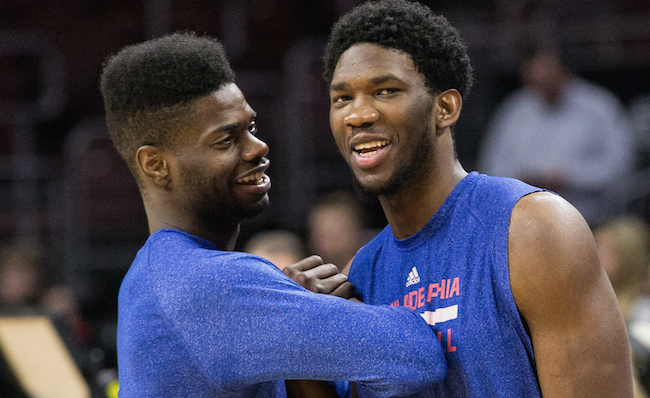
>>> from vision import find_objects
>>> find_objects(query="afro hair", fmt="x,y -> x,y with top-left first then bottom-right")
100,32 -> 235,176
323,0 -> 474,97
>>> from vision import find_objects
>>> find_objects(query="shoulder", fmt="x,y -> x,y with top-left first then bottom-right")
506,194 -> 634,396
508,192 -> 596,279
467,174 -> 541,222
508,192 -> 600,314
473,173 -> 537,196
510,191 -> 593,250
143,233 -> 282,293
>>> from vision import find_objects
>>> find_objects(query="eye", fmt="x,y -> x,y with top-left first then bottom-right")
215,135 -> 233,146
248,120 -> 258,135
377,88 -> 398,96
332,95 -> 351,106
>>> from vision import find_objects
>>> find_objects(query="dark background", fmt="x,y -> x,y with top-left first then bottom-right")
1,0 -> 649,382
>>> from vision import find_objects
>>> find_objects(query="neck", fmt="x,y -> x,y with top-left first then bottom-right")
542,73 -> 571,105
379,157 -> 466,240
143,200 -> 241,251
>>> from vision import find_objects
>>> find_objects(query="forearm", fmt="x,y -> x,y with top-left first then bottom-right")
175,258 -> 446,396
271,293 -> 445,394
195,286 -> 444,396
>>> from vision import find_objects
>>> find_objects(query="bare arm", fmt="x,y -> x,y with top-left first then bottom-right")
509,192 -> 633,397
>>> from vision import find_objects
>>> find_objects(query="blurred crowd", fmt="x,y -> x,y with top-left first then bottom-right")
2,0 -> 650,397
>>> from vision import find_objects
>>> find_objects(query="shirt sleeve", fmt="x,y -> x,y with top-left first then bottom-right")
156,253 -> 446,398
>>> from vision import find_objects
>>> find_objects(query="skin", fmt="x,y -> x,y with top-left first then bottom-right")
135,82 -> 353,295
132,82 -> 358,398
289,43 -> 633,397
328,44 -> 466,239
135,83 -> 271,250
508,193 -> 632,396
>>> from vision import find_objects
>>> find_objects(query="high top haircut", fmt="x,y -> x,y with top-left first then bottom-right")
100,32 -> 235,182
323,0 -> 474,98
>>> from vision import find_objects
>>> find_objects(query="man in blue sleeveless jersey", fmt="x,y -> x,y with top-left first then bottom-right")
289,0 -> 633,396
99,32 -> 448,397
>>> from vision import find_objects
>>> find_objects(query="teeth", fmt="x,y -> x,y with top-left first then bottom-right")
238,172 -> 265,184
353,140 -> 389,153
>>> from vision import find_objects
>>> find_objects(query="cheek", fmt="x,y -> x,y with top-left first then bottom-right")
330,111 -> 347,151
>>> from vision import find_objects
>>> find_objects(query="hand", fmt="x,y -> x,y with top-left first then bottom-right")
283,255 -> 358,299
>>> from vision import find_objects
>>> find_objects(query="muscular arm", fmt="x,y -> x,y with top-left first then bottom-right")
509,192 -> 633,397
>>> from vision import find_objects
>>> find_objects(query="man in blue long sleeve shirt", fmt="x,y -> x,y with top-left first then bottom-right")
99,32 -> 446,397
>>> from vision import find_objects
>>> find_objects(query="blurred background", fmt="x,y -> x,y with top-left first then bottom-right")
1,0 -> 650,395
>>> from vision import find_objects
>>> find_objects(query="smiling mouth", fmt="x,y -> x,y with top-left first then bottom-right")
237,172 -> 266,184
353,140 -> 390,157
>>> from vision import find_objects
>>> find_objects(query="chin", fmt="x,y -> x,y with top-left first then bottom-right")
351,177 -> 382,202
355,174 -> 390,193
240,196 -> 270,219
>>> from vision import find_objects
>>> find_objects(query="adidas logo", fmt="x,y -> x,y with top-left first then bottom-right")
406,266 -> 421,287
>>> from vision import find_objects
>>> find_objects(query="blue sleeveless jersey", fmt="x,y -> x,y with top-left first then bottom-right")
349,172 -> 543,397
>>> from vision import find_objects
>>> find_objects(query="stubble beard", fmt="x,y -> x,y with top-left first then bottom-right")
352,118 -> 434,204
178,166 -> 269,227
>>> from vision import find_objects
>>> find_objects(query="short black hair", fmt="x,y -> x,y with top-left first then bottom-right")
323,0 -> 474,98
100,32 -> 235,176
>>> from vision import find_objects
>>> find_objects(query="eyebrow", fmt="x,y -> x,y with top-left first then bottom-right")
329,74 -> 404,91
329,82 -> 347,92
369,74 -> 403,85
212,112 -> 257,133
215,123 -> 240,133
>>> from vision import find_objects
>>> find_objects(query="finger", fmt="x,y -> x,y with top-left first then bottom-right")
295,272 -> 347,294
287,255 -> 324,271
302,263 -> 340,279
283,255 -> 323,279
330,281 -> 358,299
317,273 -> 349,294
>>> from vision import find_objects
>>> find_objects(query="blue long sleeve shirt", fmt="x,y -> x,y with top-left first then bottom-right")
117,229 -> 446,397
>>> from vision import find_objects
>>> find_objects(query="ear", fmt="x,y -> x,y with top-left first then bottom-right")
136,145 -> 172,188
434,89 -> 462,132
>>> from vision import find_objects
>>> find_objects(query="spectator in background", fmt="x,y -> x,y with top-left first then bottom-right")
244,230 -> 306,270
595,216 -> 650,322
478,42 -> 633,225
594,215 -> 650,397
0,240 -> 45,310
0,240 -> 92,347
307,191 -> 369,271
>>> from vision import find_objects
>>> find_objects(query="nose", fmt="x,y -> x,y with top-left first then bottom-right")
344,97 -> 379,127
243,133 -> 269,162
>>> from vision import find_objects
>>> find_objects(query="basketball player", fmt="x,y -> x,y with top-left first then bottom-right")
286,0 -> 634,396
100,32 -> 446,397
